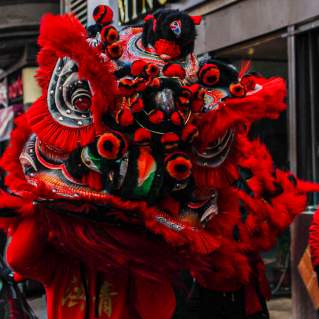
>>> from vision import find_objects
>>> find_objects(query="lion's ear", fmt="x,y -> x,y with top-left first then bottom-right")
190,16 -> 202,25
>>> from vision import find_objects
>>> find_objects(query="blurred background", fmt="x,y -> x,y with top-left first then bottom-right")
0,0 -> 318,318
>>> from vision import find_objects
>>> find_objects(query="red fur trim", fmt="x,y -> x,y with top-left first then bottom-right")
29,14 -> 118,152
27,97 -> 96,153
196,77 -> 287,149
0,115 -> 34,192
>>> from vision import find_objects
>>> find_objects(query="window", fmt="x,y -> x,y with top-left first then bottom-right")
296,28 -> 319,205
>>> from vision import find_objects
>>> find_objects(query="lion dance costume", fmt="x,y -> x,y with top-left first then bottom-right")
0,6 -> 317,319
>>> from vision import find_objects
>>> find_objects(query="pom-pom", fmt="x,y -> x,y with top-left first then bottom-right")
165,152 -> 192,181
191,98 -> 204,113
134,77 -> 148,92
162,63 -> 186,79
161,133 -> 180,151
241,75 -> 256,91
131,60 -> 147,77
170,111 -> 185,126
145,63 -> 159,78
229,82 -> 246,97
106,42 -> 123,59
134,128 -> 152,145
131,97 -> 144,113
149,78 -> 161,89
149,110 -> 165,124
198,64 -> 220,87
186,84 -> 200,97
118,78 -> 135,96
181,123 -> 198,143
97,131 -> 127,160
93,5 -> 113,25
178,88 -> 192,107
154,39 -> 181,61
101,25 -> 119,44
115,108 -> 134,127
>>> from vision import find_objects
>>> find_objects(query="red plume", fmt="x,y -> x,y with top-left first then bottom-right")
239,60 -> 252,79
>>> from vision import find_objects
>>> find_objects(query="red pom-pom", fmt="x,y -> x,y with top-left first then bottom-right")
185,84 -> 199,96
118,78 -> 135,96
106,42 -> 123,59
101,25 -> 119,44
171,111 -> 185,126
145,63 -> 159,77
97,131 -> 127,160
178,88 -> 192,107
149,110 -> 164,124
131,97 -> 144,113
181,123 -> 198,143
134,77 -> 148,92
134,128 -> 152,145
165,152 -> 192,181
198,64 -> 220,86
154,39 -> 181,60
131,60 -> 147,77
150,78 -> 161,88
241,75 -> 256,91
161,133 -> 180,151
162,63 -> 186,79
93,5 -> 113,25
191,98 -> 204,113
116,108 -> 134,127
229,82 -> 246,97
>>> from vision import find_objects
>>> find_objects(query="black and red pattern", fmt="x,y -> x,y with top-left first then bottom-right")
0,6 -> 318,319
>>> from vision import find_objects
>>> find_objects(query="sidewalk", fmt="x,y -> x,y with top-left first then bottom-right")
268,298 -> 291,319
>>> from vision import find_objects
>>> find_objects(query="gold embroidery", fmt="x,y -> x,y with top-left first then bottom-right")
98,281 -> 118,317
62,275 -> 86,311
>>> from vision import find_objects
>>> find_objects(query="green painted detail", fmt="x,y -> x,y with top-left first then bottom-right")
133,170 -> 156,197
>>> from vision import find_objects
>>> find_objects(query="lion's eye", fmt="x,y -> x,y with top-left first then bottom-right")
169,20 -> 181,37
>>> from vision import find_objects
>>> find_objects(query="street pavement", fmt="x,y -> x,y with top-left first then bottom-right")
268,298 -> 291,319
